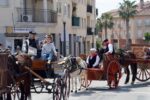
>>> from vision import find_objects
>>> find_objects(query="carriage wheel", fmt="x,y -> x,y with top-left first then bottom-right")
53,78 -> 62,100
62,69 -> 70,100
80,76 -> 91,88
31,79 -> 44,93
136,63 -> 150,82
107,60 -> 121,89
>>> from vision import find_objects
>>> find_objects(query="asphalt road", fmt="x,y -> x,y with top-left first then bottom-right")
31,74 -> 150,100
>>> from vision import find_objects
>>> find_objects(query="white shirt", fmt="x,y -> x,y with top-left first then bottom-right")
107,43 -> 113,54
41,42 -> 57,56
86,55 -> 100,67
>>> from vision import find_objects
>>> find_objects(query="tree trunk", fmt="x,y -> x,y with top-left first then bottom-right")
105,26 -> 107,39
126,19 -> 131,50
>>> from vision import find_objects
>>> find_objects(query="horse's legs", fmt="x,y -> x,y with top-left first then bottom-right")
131,63 -> 137,84
6,92 -> 11,100
75,77 -> 77,93
20,83 -> 25,100
125,66 -> 130,84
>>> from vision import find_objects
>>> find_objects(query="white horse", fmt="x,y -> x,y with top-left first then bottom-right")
58,56 -> 87,92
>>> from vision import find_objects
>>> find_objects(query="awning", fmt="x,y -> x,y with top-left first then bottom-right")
5,33 -> 29,37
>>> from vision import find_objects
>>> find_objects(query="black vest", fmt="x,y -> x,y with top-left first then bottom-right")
88,55 -> 98,68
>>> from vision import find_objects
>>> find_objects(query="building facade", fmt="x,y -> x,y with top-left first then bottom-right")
0,0 -> 97,56
102,0 -> 150,49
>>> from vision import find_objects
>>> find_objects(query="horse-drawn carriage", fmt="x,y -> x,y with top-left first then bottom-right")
79,54 -> 121,89
0,51 -> 70,100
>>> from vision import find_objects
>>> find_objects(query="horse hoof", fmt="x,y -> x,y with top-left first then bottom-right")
124,81 -> 128,84
131,82 -> 134,85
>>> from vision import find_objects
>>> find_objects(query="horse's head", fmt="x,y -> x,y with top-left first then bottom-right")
58,56 -> 86,73
15,53 -> 32,68
115,49 -> 136,65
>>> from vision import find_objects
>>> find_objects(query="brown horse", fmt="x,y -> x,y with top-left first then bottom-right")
7,53 -> 32,100
115,49 -> 137,84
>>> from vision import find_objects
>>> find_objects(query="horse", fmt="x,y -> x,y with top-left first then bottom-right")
115,49 -> 137,84
58,56 -> 87,92
7,53 -> 32,100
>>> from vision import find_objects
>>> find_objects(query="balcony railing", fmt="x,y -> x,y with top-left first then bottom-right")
16,8 -> 57,23
87,27 -> 93,35
72,16 -> 80,26
87,5 -> 92,13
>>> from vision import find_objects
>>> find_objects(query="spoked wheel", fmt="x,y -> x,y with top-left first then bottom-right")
79,70 -> 91,89
80,76 -> 91,88
62,69 -> 70,100
136,63 -> 150,82
53,78 -> 62,100
31,79 -> 44,93
107,60 -> 121,89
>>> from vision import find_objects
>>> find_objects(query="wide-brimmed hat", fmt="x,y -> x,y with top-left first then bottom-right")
29,31 -> 36,35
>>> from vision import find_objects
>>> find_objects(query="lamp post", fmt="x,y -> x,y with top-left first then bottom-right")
63,2 -> 67,57
63,21 -> 66,57
92,28 -> 95,48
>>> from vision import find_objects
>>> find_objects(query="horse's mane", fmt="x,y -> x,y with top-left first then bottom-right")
115,49 -> 136,65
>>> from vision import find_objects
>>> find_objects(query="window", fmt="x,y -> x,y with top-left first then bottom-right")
57,2 -> 62,14
144,19 -> 150,26
137,30 -> 142,39
68,4 -> 70,17
0,0 -> 8,6
136,19 -> 142,27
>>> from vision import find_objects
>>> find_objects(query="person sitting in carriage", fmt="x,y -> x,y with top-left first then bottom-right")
144,48 -> 150,59
86,48 -> 100,68
41,34 -> 57,64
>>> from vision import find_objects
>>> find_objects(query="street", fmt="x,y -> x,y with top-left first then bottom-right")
31,74 -> 150,100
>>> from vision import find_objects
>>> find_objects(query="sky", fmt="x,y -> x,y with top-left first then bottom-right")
96,0 -> 150,17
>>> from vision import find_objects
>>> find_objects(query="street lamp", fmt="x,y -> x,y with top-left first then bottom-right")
63,2 -> 67,57
92,28 -> 95,48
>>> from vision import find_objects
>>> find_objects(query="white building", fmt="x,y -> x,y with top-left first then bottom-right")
0,0 -> 97,56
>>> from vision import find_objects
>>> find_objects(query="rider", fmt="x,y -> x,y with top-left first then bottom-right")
86,48 -> 100,68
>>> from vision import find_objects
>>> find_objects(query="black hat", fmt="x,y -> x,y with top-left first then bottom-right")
29,31 -> 36,35
103,39 -> 108,43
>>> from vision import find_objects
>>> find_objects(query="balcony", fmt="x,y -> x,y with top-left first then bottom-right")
87,27 -> 93,35
87,5 -> 92,13
72,16 -> 80,26
16,8 -> 57,23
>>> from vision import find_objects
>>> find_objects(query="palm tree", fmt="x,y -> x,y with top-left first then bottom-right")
119,0 -> 137,50
101,13 -> 114,39
96,18 -> 103,39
